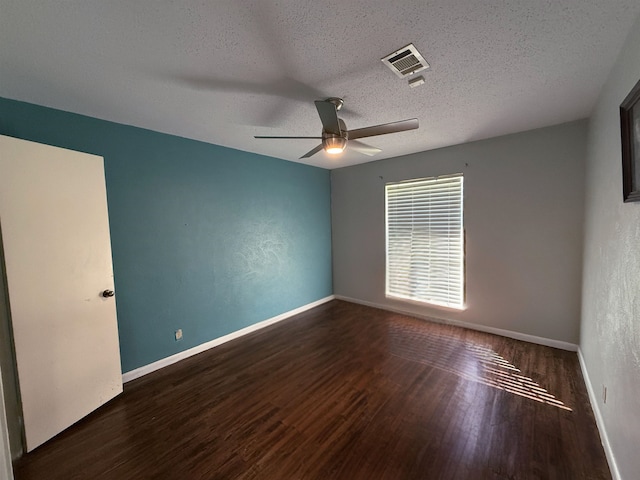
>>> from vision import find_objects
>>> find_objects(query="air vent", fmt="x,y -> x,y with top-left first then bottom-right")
381,43 -> 430,78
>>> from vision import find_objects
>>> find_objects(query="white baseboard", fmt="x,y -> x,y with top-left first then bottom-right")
334,295 -> 578,351
122,295 -> 335,383
577,348 -> 620,480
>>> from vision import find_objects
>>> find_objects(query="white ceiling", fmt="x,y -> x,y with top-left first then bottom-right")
1,1 -> 639,169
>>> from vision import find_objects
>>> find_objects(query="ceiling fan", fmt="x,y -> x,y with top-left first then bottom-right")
254,98 -> 419,159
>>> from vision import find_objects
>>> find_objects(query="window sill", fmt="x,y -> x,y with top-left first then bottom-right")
385,294 -> 466,312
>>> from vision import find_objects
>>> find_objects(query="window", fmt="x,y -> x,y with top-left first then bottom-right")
385,174 -> 464,309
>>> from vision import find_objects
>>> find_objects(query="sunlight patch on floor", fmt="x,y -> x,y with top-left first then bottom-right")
388,323 -> 572,411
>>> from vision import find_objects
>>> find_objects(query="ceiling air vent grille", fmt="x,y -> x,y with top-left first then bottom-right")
381,43 -> 429,78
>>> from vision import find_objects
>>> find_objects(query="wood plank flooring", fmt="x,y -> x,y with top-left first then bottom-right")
14,300 -> 610,479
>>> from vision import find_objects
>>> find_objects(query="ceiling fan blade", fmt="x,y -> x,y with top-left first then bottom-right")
347,118 -> 419,140
300,144 -> 325,159
349,140 -> 382,156
254,136 -> 322,139
314,100 -> 342,135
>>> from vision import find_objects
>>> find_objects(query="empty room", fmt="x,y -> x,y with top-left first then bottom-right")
1,1 -> 639,479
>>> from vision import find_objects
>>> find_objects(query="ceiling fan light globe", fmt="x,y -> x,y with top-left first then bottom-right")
323,136 -> 346,155
326,147 -> 344,154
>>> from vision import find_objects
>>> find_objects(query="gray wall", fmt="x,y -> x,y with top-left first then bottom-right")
332,121 -> 587,344
580,13 -> 640,480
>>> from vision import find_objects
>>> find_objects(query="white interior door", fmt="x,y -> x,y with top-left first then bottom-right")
0,135 -> 123,452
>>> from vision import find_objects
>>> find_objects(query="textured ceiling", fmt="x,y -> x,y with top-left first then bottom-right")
1,1 -> 639,169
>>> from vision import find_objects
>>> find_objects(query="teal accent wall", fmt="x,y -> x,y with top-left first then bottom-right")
0,98 -> 332,372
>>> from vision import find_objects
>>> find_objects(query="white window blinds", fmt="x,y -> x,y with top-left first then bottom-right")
385,174 -> 464,309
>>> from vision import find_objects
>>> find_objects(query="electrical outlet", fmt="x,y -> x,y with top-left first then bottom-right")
175,329 -> 183,341
603,385 -> 607,404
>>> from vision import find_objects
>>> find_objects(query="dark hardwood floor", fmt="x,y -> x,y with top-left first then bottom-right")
14,300 -> 610,479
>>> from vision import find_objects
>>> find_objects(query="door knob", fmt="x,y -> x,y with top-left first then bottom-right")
101,290 -> 115,298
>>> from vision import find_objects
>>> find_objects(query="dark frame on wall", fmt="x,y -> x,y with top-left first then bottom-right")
620,78 -> 640,202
